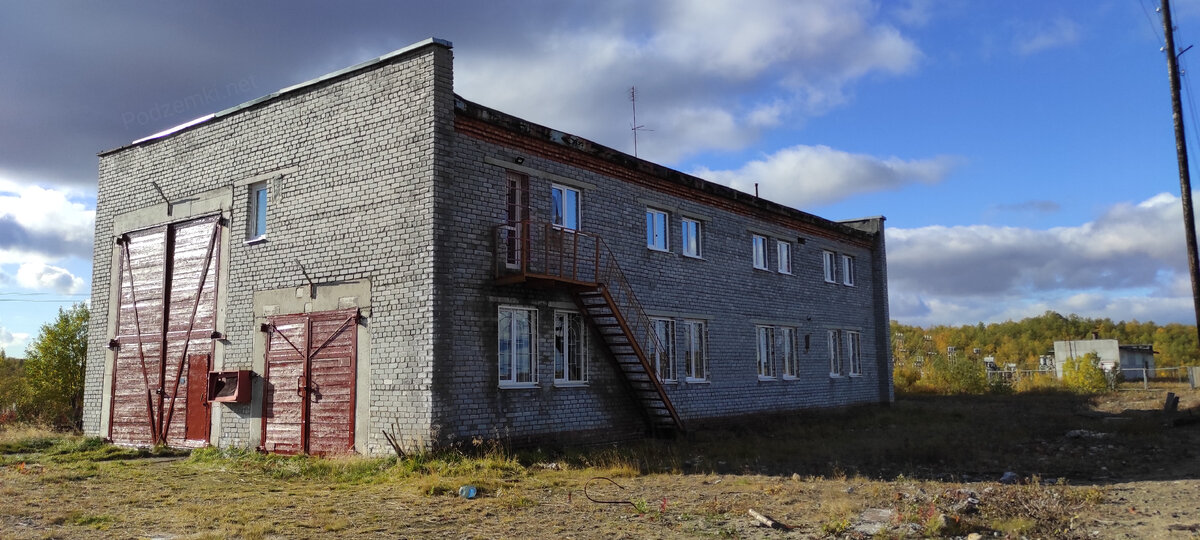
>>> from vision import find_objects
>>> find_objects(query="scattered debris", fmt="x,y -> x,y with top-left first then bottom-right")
999,471 -> 1020,484
457,485 -> 477,499
584,477 -> 639,511
950,489 -> 980,514
1065,429 -> 1110,439
533,462 -> 561,470
748,508 -> 790,529
853,508 -> 894,536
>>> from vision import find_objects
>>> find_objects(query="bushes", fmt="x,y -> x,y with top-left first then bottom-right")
1062,352 -> 1109,394
896,354 -> 989,395
0,304 -> 89,429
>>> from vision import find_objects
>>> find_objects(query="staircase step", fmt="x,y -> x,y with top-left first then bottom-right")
572,286 -> 682,433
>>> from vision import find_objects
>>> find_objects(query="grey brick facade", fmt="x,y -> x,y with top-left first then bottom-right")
85,38 -> 892,455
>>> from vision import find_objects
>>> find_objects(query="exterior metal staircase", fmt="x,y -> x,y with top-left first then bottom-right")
494,221 -> 685,434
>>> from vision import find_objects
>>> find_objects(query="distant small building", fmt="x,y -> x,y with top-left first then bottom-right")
1052,338 -> 1156,381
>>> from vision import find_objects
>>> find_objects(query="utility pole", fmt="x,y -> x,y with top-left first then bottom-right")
1161,0 -> 1200,347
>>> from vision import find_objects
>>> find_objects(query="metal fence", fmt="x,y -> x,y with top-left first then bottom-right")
983,366 -> 1200,390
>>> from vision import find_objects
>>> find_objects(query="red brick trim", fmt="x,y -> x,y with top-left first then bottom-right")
454,105 -> 875,249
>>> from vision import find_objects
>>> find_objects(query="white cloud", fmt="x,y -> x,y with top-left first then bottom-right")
456,0 -> 920,164
0,324 -> 29,352
0,174 -> 95,264
888,192 -> 1197,326
16,262 -> 85,294
1013,17 -> 1080,56
692,144 -> 960,207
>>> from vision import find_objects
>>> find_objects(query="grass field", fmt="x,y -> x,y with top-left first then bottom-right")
1,385 -> 1198,539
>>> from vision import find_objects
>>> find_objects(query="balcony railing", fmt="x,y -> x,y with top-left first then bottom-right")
494,221 -> 681,409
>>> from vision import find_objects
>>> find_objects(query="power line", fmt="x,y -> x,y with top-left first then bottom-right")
0,292 -> 88,297
1140,0 -> 1166,45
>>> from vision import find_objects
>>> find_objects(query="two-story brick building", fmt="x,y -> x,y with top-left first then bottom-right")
83,38 -> 892,455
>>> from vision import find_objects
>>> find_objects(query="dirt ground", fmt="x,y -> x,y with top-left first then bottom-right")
2,385 -> 1199,539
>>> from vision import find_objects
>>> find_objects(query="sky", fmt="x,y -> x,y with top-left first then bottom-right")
2,0 -> 1200,356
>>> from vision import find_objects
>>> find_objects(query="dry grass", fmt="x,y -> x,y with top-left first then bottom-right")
1,387 -> 1197,538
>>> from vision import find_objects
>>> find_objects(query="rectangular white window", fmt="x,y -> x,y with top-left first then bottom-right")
248,181 -> 268,240
752,235 -> 768,269
646,209 -> 669,251
756,326 -> 775,379
498,307 -> 537,386
842,254 -> 856,286
847,331 -> 862,376
780,327 -> 798,378
648,318 -> 675,382
777,241 -> 792,274
682,319 -> 707,382
823,251 -> 837,283
681,218 -> 701,258
554,312 -> 587,384
551,184 -> 580,230
829,329 -> 844,376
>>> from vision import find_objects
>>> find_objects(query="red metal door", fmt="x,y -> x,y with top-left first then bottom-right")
262,317 -> 307,454
184,354 -> 210,441
109,215 -> 221,447
261,309 -> 358,455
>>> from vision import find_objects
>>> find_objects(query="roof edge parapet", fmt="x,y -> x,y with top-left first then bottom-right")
453,95 -> 876,242
99,37 -> 452,156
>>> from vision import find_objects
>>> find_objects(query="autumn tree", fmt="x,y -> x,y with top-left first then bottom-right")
0,349 -> 23,424
1062,352 -> 1109,394
23,303 -> 89,429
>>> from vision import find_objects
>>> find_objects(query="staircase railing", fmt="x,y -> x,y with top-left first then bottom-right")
494,221 -> 682,429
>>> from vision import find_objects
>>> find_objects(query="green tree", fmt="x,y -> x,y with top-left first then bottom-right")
23,303 -> 89,429
0,349 -> 24,424
1062,352 -> 1108,394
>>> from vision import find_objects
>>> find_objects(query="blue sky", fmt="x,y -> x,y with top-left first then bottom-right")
1,0 -> 1199,356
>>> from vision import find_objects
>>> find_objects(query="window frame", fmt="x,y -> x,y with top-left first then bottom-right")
247,181 -> 268,242
756,325 -> 776,380
553,311 -> 588,385
847,331 -> 862,376
498,306 -> 538,388
682,319 -> 708,382
842,254 -> 856,286
551,183 -> 581,230
752,235 -> 768,270
823,251 -> 837,283
648,318 -> 676,383
645,208 -> 669,252
681,218 -> 702,258
828,329 -> 844,377
777,240 -> 792,274
780,327 -> 798,379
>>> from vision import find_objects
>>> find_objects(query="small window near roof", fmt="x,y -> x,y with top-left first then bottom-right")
681,218 -> 701,258
823,251 -> 837,283
646,209 -> 668,251
248,181 -> 268,241
551,184 -> 580,230
777,241 -> 792,274
752,235 -> 768,269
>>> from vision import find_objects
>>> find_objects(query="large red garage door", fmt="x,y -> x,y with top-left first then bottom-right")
109,215 -> 220,447
261,309 -> 358,455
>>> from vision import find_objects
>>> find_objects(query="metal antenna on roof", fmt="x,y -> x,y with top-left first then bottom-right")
630,86 -> 653,158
